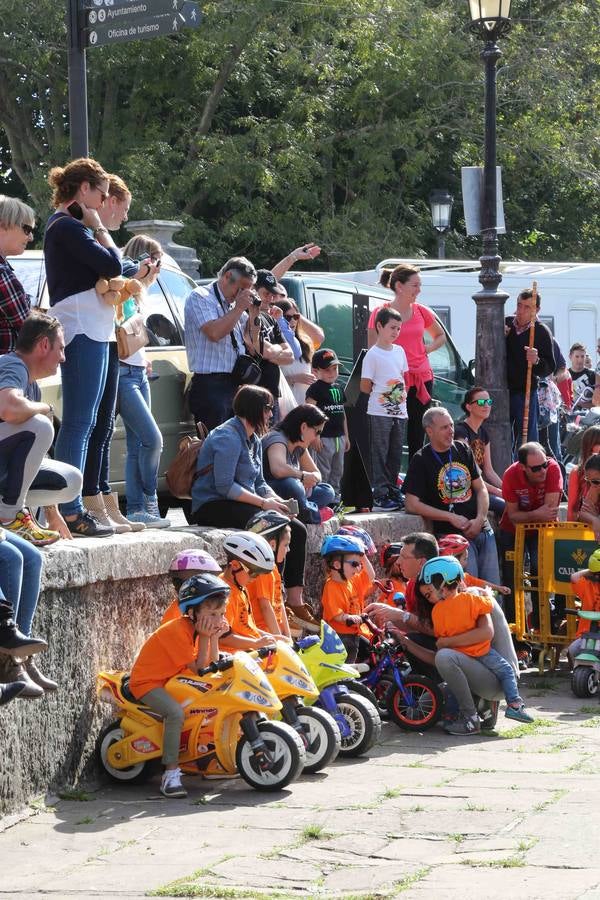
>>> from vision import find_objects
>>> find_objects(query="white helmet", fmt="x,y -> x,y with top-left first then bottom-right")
223,531 -> 274,574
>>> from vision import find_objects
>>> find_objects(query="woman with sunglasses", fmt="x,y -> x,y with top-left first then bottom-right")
0,196 -> 37,355
44,157 -> 123,538
262,403 -> 336,525
190,384 -> 309,624
455,387 -> 505,515
273,297 -> 324,405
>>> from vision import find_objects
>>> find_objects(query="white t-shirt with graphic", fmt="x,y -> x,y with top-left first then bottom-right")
362,344 -> 409,418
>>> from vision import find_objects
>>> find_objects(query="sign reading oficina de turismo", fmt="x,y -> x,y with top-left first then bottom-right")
79,0 -> 202,49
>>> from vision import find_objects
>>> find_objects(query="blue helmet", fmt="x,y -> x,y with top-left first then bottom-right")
320,534 -> 364,557
178,574 -> 230,615
419,556 -> 464,586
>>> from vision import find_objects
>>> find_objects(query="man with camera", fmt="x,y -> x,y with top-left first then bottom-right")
184,257 -> 260,430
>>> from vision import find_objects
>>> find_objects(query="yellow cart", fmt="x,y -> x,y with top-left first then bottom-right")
513,522 -> 598,672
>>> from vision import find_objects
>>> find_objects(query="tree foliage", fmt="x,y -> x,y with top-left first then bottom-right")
0,0 -> 598,271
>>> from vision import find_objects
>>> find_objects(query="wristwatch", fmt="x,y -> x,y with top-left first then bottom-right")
93,226 -> 108,237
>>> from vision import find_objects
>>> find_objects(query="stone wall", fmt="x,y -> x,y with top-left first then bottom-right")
0,513 -> 423,815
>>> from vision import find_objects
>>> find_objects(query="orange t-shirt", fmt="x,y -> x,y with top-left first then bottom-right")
161,597 -> 180,625
381,575 -> 407,606
431,589 -> 494,657
573,578 -> 600,637
247,567 -> 284,632
464,573 -> 487,589
353,569 -> 376,605
321,576 -> 371,637
221,573 -> 261,643
129,616 -> 198,700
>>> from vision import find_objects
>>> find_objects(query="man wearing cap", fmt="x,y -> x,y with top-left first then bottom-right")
305,348 -> 349,499
247,269 -> 295,422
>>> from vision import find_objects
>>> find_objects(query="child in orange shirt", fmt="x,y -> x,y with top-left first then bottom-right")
162,549 -> 224,625
569,552 -> 600,665
418,556 -> 533,735
218,531 -> 281,652
320,534 -> 374,662
245,510 -> 293,641
438,534 -> 511,597
129,574 -> 230,798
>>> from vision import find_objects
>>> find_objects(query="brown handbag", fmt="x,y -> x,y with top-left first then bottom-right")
116,313 -> 148,361
165,421 -> 210,499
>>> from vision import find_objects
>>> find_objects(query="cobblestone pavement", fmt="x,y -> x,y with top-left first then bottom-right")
1,670 -> 600,900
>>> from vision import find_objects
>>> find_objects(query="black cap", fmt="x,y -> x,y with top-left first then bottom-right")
255,269 -> 286,296
312,348 -> 339,369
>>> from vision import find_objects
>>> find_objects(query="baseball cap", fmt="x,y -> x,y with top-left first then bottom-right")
255,269 -> 286,296
312,348 -> 339,369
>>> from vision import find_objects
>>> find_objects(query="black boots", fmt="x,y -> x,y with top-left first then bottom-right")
0,618 -> 48,658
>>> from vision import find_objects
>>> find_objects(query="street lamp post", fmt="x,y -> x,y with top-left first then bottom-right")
468,0 -> 512,473
429,189 -> 454,259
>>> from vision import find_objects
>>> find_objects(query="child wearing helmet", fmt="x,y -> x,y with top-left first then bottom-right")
568,551 -> 600,665
378,542 -> 407,605
245,510 -> 293,641
219,531 -> 281,652
128,574 -> 230,798
438,534 -> 511,598
418,556 -> 534,734
161,549 -> 224,625
320,534 -> 375,662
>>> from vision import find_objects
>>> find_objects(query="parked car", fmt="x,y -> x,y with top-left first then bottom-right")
281,273 -> 474,421
8,250 -> 196,514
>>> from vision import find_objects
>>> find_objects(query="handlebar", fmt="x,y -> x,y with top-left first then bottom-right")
256,645 -> 277,658
197,656 -> 235,676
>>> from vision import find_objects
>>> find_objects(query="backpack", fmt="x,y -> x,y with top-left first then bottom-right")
165,422 -> 209,499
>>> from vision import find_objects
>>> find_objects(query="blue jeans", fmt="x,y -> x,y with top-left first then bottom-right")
0,532 -> 43,636
510,389 -> 539,458
267,476 -> 335,524
83,341 -> 119,496
464,525 -> 500,585
477,648 -> 520,704
54,334 -> 110,516
118,363 -> 163,513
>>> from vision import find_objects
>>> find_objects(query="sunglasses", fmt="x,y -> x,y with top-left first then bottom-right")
472,398 -> 493,406
527,460 -> 549,472
285,314 -> 300,322
264,404 -> 274,411
311,426 -> 324,435
21,223 -> 35,236
585,477 -> 600,486
344,560 -> 363,569
94,185 -> 109,202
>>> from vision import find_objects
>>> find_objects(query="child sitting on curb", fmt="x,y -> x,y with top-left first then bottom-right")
129,574 -> 230,798
246,510 -> 293,642
161,549 -> 224,625
219,531 -> 281,652
320,534 -> 374,662
418,556 -> 534,735
569,550 -> 600,666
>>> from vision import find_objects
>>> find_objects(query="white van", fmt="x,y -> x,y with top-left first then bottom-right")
341,258 -> 600,364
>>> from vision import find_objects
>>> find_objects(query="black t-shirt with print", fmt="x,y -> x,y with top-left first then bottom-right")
569,367 -> 596,407
305,379 -> 347,438
402,440 -> 481,536
453,420 -> 489,470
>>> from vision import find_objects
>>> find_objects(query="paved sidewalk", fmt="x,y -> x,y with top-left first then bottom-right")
1,670 -> 600,900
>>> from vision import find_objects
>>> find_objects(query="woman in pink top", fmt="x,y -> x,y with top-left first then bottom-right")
368,263 -> 446,458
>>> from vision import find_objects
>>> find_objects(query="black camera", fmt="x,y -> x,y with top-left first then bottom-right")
251,294 -> 262,308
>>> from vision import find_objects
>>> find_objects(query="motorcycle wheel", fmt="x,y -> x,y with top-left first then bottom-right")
236,720 -> 305,791
335,692 -> 381,758
96,721 -> 155,784
338,679 -> 380,711
386,675 -> 443,731
571,666 -> 599,698
296,706 -> 341,774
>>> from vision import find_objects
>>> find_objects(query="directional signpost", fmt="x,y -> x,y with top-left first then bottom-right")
67,0 -> 202,156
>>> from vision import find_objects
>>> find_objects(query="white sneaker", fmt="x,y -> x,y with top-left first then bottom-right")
160,768 -> 187,798
128,510 -> 171,530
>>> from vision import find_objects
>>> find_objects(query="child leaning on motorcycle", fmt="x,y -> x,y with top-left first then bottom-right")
568,550 -> 600,666
128,574 -> 230,799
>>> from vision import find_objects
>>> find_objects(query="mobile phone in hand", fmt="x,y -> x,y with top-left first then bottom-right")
66,201 -> 84,220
